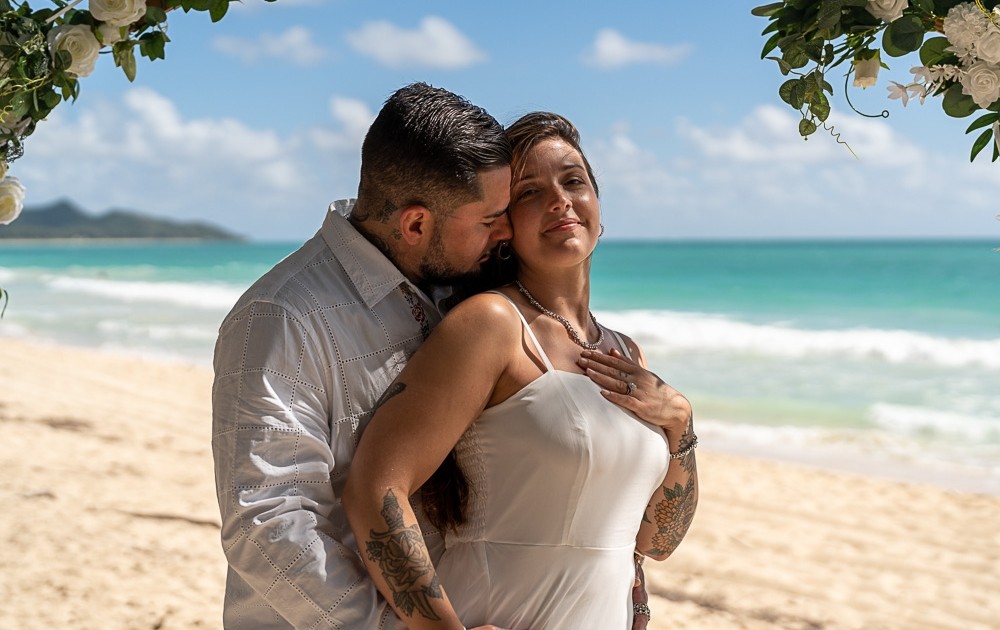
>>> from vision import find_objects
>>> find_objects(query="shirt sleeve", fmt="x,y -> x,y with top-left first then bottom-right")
212,299 -> 382,628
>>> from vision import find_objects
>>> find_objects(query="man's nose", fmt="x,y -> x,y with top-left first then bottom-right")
492,211 -> 513,241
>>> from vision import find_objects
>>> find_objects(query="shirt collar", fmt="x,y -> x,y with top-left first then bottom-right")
321,199 -> 451,313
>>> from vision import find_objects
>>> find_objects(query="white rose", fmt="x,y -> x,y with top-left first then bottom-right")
853,56 -> 881,88
95,23 -> 126,46
0,176 -> 26,225
960,60 -> 1000,108
943,2 -> 987,52
47,24 -> 101,78
865,0 -> 909,23
976,25 -> 1000,64
89,0 -> 147,28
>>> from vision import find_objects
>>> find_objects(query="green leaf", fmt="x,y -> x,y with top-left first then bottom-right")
942,83 -> 979,117
751,2 -> 785,17
779,79 -> 799,106
799,118 -> 818,137
783,45 -> 810,69
811,91 -> 832,121
966,113 -> 999,133
761,21 -> 782,36
145,6 -> 168,24
209,0 -> 229,22
816,0 -> 845,33
113,43 -> 137,82
919,37 -> 955,66
762,32 -> 783,58
882,15 -> 925,57
970,127 -> 993,161
911,0 -> 935,12
765,55 -> 793,75
138,31 -> 167,61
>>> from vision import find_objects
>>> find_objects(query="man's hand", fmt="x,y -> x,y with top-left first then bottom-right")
632,562 -> 650,630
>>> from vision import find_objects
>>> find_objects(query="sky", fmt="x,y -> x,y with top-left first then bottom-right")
8,0 -> 1000,241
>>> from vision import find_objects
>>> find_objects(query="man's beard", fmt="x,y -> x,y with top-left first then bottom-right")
417,227 -> 488,286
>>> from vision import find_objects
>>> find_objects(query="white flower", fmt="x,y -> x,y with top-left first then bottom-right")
911,65 -> 933,84
975,25 -> 1000,64
0,176 -> 26,225
943,2 -> 987,53
960,60 -> 1000,108
96,23 -> 126,46
47,24 -> 100,77
89,0 -> 147,28
929,63 -> 962,82
853,56 -> 881,88
887,81 -> 913,105
865,0 -> 909,23
994,120 -> 1000,157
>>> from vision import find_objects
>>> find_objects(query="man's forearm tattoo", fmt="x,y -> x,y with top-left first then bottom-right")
366,490 -> 443,620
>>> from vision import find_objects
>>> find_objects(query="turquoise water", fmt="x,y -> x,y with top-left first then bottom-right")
2,239 -> 998,491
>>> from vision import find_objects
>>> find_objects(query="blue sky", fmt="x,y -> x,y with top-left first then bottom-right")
10,0 -> 1000,240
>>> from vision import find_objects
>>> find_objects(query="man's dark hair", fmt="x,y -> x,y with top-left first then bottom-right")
356,82 -> 512,222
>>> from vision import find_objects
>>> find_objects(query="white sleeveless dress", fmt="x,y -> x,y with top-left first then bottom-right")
435,294 -> 670,629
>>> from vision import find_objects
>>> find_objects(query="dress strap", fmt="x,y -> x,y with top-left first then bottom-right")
485,291 -> 554,372
609,329 -> 634,361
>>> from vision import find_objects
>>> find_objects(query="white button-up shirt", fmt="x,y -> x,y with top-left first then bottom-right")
212,200 -> 445,629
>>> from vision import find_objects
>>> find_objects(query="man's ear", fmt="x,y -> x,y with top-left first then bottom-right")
397,205 -> 435,246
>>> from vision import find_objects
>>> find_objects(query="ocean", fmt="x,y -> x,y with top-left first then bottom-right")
2,238 -> 998,494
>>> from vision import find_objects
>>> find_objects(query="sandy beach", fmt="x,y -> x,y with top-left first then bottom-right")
2,337 -> 998,630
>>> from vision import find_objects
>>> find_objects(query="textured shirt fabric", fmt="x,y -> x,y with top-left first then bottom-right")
212,199 -> 445,629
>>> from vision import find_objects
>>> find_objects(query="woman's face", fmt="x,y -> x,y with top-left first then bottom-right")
508,138 -> 600,271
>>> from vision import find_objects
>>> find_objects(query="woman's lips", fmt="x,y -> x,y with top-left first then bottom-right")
545,219 -> 580,232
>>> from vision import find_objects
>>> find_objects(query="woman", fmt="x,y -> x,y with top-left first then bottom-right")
343,112 -> 698,629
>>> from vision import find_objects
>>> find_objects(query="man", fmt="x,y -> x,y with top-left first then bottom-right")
212,82 -> 512,628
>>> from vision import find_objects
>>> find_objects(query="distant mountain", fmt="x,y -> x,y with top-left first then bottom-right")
0,199 -> 243,240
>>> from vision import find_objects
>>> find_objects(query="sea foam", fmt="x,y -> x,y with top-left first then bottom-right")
598,310 -> 1000,370
46,276 -> 243,310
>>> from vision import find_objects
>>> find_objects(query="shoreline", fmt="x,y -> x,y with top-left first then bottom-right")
2,337 -> 998,628
4,333 -> 997,496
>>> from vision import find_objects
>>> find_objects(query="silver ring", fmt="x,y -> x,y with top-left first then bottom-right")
626,381 -> 637,396
633,602 -> 651,618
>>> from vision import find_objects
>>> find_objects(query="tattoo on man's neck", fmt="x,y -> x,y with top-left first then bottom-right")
351,221 -> 395,260
366,490 -> 443,620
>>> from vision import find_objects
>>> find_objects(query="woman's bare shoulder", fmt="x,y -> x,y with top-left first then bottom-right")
439,289 -> 521,332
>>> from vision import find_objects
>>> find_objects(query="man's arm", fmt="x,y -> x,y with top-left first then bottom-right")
212,300 -> 381,628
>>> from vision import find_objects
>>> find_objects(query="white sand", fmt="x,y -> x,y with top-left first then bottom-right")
2,338 -> 998,629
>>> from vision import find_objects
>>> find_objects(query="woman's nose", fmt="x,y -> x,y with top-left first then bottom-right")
548,188 -> 570,212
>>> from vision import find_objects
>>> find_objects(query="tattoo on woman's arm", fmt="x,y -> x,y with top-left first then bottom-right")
645,428 -> 698,557
366,490 -> 443,620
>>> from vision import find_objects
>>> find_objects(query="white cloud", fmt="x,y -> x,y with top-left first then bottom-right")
311,97 -> 375,152
212,27 -> 328,65
346,17 -> 487,69
10,88 -> 366,239
583,29 -> 691,70
588,109 -> 998,239
678,105 -> 926,167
